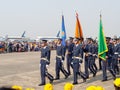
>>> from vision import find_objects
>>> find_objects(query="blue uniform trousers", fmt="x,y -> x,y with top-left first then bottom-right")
92,56 -> 98,71
84,56 -> 89,78
112,55 -> 119,74
40,60 -> 53,84
66,54 -> 73,75
88,56 -> 96,75
102,59 -> 116,80
73,59 -> 86,83
55,57 -> 68,78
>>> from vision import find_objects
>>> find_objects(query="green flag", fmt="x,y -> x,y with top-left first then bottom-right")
98,15 -> 108,60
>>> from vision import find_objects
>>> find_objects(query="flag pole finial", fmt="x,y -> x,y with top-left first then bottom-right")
75,11 -> 78,17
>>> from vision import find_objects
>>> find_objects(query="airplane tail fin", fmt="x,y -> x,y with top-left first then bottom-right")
21,31 -> 26,37
56,30 -> 60,37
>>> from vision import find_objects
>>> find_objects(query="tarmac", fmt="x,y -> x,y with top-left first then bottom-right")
0,51 -> 120,90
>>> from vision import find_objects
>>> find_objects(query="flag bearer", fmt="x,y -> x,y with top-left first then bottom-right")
102,37 -> 116,81
72,37 -> 86,85
54,38 -> 69,80
66,37 -> 74,75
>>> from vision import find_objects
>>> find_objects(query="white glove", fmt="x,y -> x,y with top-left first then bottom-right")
119,55 -> 120,57
39,64 -> 41,68
46,65 -> 49,67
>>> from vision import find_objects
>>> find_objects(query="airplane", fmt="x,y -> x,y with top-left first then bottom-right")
6,31 -> 26,40
37,30 -> 61,41
0,31 -> 28,42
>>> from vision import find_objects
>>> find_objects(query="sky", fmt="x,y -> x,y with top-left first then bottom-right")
0,0 -> 120,39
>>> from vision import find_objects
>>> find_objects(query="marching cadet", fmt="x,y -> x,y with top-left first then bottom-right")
54,38 -> 69,80
72,37 -> 86,85
84,38 -> 97,78
101,37 -> 116,81
83,39 -> 89,79
113,38 -> 119,74
92,40 -> 98,71
118,37 -> 120,64
38,40 -> 54,86
66,37 -> 74,75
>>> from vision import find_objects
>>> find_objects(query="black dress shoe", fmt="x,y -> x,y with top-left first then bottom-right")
86,76 -> 89,79
116,72 -> 119,75
113,76 -> 116,80
101,79 -> 107,82
50,79 -> 54,83
93,72 -> 97,77
72,82 -> 78,85
83,79 -> 86,82
65,75 -> 68,79
38,83 -> 45,86
54,78 -> 60,80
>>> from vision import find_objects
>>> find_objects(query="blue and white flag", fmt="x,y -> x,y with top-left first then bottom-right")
61,15 -> 67,46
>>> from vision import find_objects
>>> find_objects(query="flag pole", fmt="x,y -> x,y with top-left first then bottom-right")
100,10 -> 102,18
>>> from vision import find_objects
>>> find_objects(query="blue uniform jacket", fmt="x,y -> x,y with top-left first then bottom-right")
40,46 -> 51,64
56,44 -> 66,60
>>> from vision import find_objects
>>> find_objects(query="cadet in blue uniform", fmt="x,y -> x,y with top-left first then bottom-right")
66,37 -> 74,75
54,38 -> 69,80
113,38 -> 119,74
84,38 -> 97,78
83,39 -> 89,78
117,39 -> 120,65
38,40 -> 54,86
118,38 -> 120,64
92,40 -> 98,71
102,37 -> 116,81
72,37 -> 86,85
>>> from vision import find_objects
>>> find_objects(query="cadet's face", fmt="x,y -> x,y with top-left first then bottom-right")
106,40 -> 109,44
57,40 -> 61,44
87,40 -> 90,44
70,39 -> 73,42
41,42 -> 46,47
74,40 -> 78,44
113,40 -> 117,44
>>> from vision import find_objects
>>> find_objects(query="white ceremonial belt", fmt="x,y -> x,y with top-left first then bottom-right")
72,56 -> 82,60
56,55 -> 62,59
41,58 -> 48,61
88,52 -> 92,55
93,54 -> 96,56
114,52 -> 119,54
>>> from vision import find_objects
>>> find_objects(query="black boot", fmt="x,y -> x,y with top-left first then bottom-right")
54,77 -> 60,80
38,83 -> 45,86
93,71 -> 97,77
72,82 -> 78,85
